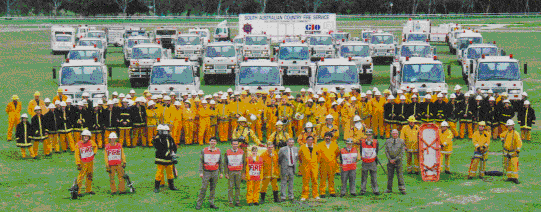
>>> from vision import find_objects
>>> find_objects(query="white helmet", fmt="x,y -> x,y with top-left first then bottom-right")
285,88 -> 292,93
360,93 -> 367,98
524,100 -> 530,105
318,97 -> 325,102
48,104 -> 56,109
147,100 -> 156,106
250,114 -> 257,121
112,91 -> 119,96
221,95 -> 228,100
275,94 -> 281,99
353,115 -> 361,122
425,94 -> 431,99
307,99 -> 313,103
201,100 -> 208,104
162,90 -> 168,95
125,94 -> 132,99
238,116 -> 247,122
163,96 -> 171,101
44,98 -> 51,103
489,97 -> 495,101
300,88 -> 306,92
475,95 -> 482,100
305,122 -> 313,128
82,92 -> 90,97
506,119 -> 515,126
351,96 -> 357,101
522,92 -> 528,97
326,114 -> 334,119
437,93 -> 443,98
119,93 -> 125,98
66,98 -> 73,103
374,91 -> 381,96
108,132 -> 118,139
397,90 -> 403,94
129,89 -> 136,94
210,100 -> 216,105
487,90 -> 493,94
34,106 -> 41,111
400,95 -> 406,100
450,94 -> 456,99
441,121 -> 449,127
174,101 -> 181,106
366,90 -> 372,95
81,130 -> 92,136
454,85 -> 462,90
227,88 -> 233,93
276,121 -> 284,126
21,113 -> 28,118
387,95 -> 395,100
60,102 -> 67,107
307,88 -> 314,93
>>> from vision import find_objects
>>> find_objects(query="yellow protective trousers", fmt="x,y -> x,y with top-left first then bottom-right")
118,129 -> 131,147
145,126 -> 156,146
48,133 -> 59,152
468,152 -> 488,177
260,178 -> 278,192
406,151 -> 419,172
218,121 -> 229,142
246,180 -> 261,204
109,165 -> 126,193
20,147 -> 35,158
58,133 -> 75,152
77,162 -> 94,194
301,166 -> 319,199
440,152 -> 452,172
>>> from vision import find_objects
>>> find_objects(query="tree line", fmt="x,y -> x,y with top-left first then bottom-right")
1,0 -> 538,17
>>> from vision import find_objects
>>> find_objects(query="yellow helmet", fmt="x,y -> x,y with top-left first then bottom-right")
34,91 -> 40,96
12,95 -> 19,100
478,121 -> 486,126
57,88 -> 63,93
407,116 -> 416,122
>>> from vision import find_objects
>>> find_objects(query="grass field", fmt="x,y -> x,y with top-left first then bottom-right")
0,19 -> 540,211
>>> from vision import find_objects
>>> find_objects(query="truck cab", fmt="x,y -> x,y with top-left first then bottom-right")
396,41 -> 435,61
85,30 -> 108,51
369,32 -> 397,63
76,25 -> 89,40
461,43 -> 502,81
67,46 -> 104,63
455,31 -> 483,61
128,43 -> 172,87
214,20 -> 230,42
51,26 -> 76,55
274,41 -> 312,85
307,34 -> 335,61
361,29 -> 379,41
242,34 -> 271,59
124,27 -> 146,45
107,26 -> 125,47
390,56 -> 449,96
52,60 -> 111,102
148,59 -> 201,96
235,59 -> 284,93
403,32 -> 428,43
402,20 -> 430,41
189,28 -> 210,46
123,36 -> 151,66
233,35 -> 244,52
203,42 -> 239,85
77,38 -> 107,58
154,27 -> 178,50
467,55 -> 526,100
310,58 -> 359,92
448,28 -> 468,54
338,41 -> 373,84
330,31 -> 350,48
175,33 -> 205,64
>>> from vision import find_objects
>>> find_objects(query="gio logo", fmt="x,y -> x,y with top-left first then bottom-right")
306,24 -> 321,31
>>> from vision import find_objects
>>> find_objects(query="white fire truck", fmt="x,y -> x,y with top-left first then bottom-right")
202,41 -> 239,85
242,34 -> 271,59
235,59 -> 284,93
51,25 -> 76,55
307,33 -> 335,61
390,56 -> 450,96
123,35 -> 151,66
174,33 -> 205,64
274,40 -> 312,85
154,27 -> 177,50
337,41 -> 373,84
52,59 -> 111,102
128,43 -> 172,87
148,58 -> 201,96
310,58 -> 359,92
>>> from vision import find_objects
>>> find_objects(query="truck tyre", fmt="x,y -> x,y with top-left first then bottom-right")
130,78 -> 137,88
124,58 -> 129,67
204,75 -> 213,85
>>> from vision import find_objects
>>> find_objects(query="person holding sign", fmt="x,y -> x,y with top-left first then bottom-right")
245,146 -> 263,206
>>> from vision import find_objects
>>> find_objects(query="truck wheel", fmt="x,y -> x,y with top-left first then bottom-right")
204,75 -> 213,85
130,79 -> 137,88
124,59 -> 129,67
367,75 -> 373,84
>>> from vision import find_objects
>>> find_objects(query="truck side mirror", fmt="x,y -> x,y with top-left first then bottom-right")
470,61 -> 474,74
392,66 -> 397,76
195,67 -> 201,77
447,64 -> 451,76
433,47 -> 437,56
501,49 -> 506,56
524,63 -> 528,74
52,68 -> 57,79
108,67 -> 112,78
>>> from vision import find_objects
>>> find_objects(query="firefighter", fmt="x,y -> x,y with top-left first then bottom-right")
297,122 -> 316,146
500,120 -> 522,184
384,129 -> 406,195
229,95 -> 244,141
499,100 -> 515,133
517,100 -> 535,141
217,95 -> 230,142
383,95 -> 396,139
16,114 -> 35,158
350,115 -> 367,151
370,91 -> 385,139
320,114 -> 339,143
459,92 -> 474,139
6,95 -> 21,141
292,94 -> 306,136
314,97 -> 327,134
74,130 -> 98,196
264,98 -> 279,140
406,94 -> 421,126
485,97 -> 499,139
232,116 -> 261,156
472,95 -> 484,133
468,121 -> 491,179
259,143 -> 280,204
278,97 -> 294,136
245,146 -> 263,206
395,96 -> 408,131
224,139 -> 245,207
28,91 -> 46,117
440,121 -> 453,174
45,104 -> 59,153
131,98 -> 147,147
72,102 -> 87,145
421,94 -> 433,123
102,100 -> 117,147
170,101 -> 183,144
89,103 -> 104,148
153,125 -> 179,193
359,93 -> 372,130
104,132 -> 127,195
53,88 -> 68,103
183,101 -> 197,145
359,129 -> 380,196
31,106 -> 49,156
198,100 -> 214,145
446,94 -> 459,138
400,116 -> 420,174
57,102 -> 75,152
268,121 -> 290,149
317,132 -> 340,198
117,99 -> 132,147
434,94 -> 447,127
340,96 -> 355,139
339,138 -> 360,197
299,136 -> 320,201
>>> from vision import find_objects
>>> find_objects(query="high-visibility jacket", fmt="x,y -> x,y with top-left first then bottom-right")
440,129 -> 454,153
400,124 -> 419,151
320,124 -> 339,141
183,108 -> 197,122
261,150 -> 280,178
31,114 -> 47,140
472,130 -> 491,151
314,104 -> 327,124
317,141 -> 340,165
6,101 -> 21,124
203,147 -> 221,171
268,130 -> 290,148
198,106 -> 212,123
499,106 -> 515,125
15,121 -> 32,147
340,147 -> 359,171
232,126 -> 261,145
350,124 -> 366,142
105,143 -> 125,166
500,131 -> 522,155
52,94 -> 68,104
360,139 -> 378,163
358,101 -> 371,119
297,131 -> 318,146
246,155 -> 263,181
217,103 -> 230,122
75,140 -> 98,164
304,104 -> 316,124
28,99 -> 47,117
225,149 -> 244,171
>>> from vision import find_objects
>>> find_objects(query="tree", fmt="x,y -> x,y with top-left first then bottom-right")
51,0 -> 62,15
3,0 -> 17,16
115,0 -> 134,14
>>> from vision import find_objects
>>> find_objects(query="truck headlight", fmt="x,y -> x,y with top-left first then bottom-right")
326,51 -> 332,54
262,50 -> 268,55
245,50 -> 252,54
281,66 -> 288,70
205,65 -> 213,69
301,66 -> 309,70
508,89 -> 521,94
178,51 -> 184,54
194,51 -> 200,54
228,65 -> 236,69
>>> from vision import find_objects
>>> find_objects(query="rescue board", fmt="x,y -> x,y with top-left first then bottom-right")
418,123 -> 441,182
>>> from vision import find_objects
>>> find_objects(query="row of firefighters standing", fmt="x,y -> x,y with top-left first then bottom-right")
6,86 -> 535,158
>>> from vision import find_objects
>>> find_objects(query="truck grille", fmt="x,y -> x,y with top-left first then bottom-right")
491,88 -> 506,94
161,38 -> 172,44
216,65 -> 226,69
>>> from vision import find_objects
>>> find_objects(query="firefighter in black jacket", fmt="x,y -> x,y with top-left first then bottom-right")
517,100 -> 535,141
57,102 -> 75,152
89,103 -> 105,148
72,102 -> 90,144
103,100 -> 118,147
16,114 -> 35,158
446,94 -> 459,138
421,94 -> 433,123
406,94 -> 421,125
433,94 -> 447,127
395,95 -> 407,130
31,106 -> 49,157
153,124 -> 178,193
499,99 -> 515,133
117,99 -> 132,147
131,98 -> 147,147
472,95 -> 484,132
44,104 -> 60,153
383,95 -> 396,139
485,97 -> 499,139
459,92 -> 474,139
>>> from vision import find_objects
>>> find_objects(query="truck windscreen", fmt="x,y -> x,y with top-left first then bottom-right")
331,33 -> 348,40
310,36 -> 332,45
177,36 -> 200,45
61,66 -> 104,85
401,45 -> 431,58
477,62 -> 520,81
279,46 -> 309,60
156,30 -> 176,36
402,64 -> 444,83
458,37 -> 482,50
362,32 -> 373,39
132,48 -> 162,59
206,46 -> 235,57
467,47 -> 498,59
56,36 -> 71,42
151,66 -> 194,85
128,39 -> 151,48
371,35 -> 393,44
87,32 -> 105,38
69,50 -> 100,60
238,66 -> 280,86
340,45 -> 369,57
78,40 -> 103,49
316,65 -> 358,85
245,36 -> 267,45
407,34 -> 428,42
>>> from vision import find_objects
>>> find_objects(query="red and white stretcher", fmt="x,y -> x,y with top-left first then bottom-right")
418,123 -> 441,182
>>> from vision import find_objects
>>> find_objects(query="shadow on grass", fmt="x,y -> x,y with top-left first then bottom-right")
109,63 -> 128,69
109,79 -> 132,88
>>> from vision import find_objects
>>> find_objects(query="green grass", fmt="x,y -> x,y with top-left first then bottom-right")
0,20 -> 540,211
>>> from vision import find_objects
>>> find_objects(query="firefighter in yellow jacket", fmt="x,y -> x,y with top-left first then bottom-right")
145,101 -> 159,146
320,114 -> 339,143
370,91 -> 386,139
74,130 -> 98,196
299,136 -> 320,201
245,146 -> 263,206
439,121 -> 453,174
6,95 -> 22,141
400,116 -> 420,174
500,120 -> 522,184
468,121 -> 491,179
260,143 -> 280,204
317,132 -> 340,198
268,121 -> 290,149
